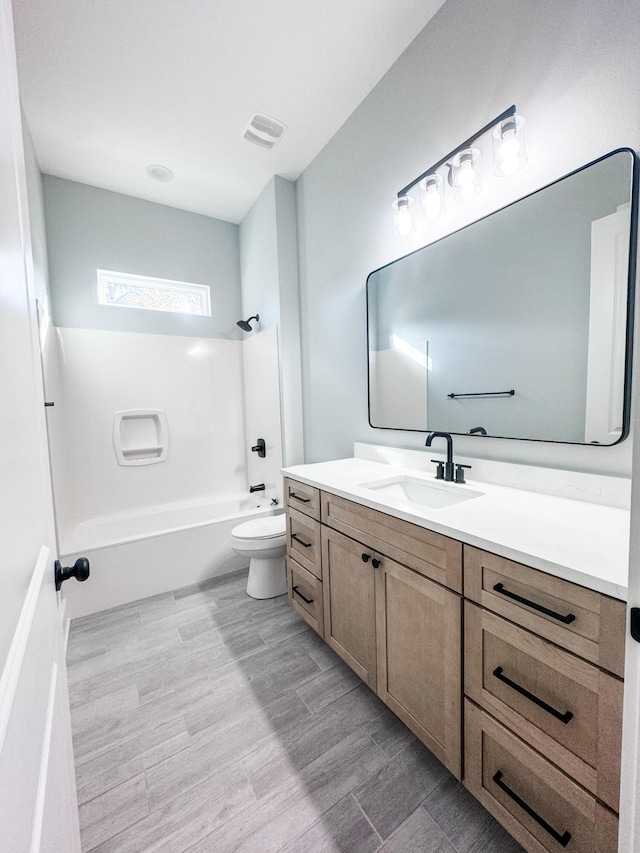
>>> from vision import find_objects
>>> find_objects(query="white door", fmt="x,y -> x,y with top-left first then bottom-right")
0,0 -> 81,849
584,205 -> 630,444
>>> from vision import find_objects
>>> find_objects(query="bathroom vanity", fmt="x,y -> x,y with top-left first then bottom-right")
283,449 -> 628,853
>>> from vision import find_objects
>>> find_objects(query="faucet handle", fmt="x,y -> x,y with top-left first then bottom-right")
430,459 -> 445,480
455,464 -> 472,484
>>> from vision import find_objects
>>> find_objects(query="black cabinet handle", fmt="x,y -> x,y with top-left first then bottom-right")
492,771 -> 571,848
371,558 -> 381,569
362,553 -> 371,563
291,533 -> 312,548
292,586 -> 314,605
492,667 -> 573,724
289,492 -> 311,503
493,583 -> 576,624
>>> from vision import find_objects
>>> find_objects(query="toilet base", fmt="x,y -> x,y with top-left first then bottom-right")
246,555 -> 287,599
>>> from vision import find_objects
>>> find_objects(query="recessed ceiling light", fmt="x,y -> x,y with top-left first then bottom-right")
146,164 -> 174,182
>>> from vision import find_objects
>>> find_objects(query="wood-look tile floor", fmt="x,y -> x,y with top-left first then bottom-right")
68,569 -> 525,853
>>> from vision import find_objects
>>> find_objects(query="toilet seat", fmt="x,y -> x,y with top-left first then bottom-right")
231,514 -> 286,541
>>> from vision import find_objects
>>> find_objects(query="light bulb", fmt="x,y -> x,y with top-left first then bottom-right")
498,134 -> 520,160
392,195 -> 416,237
419,174 -> 444,221
451,148 -> 482,201
499,155 -> 520,176
396,208 -> 412,236
493,115 -> 527,176
457,160 -> 476,186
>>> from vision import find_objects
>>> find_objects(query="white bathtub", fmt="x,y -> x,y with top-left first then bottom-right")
60,494 -> 280,619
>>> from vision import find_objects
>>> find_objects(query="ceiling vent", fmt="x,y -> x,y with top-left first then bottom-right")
242,113 -> 287,149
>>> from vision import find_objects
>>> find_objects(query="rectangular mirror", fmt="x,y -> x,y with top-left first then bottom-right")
367,149 -> 638,445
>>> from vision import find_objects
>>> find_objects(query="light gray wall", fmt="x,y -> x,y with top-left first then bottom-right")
239,176 -> 304,465
239,180 -> 280,328
295,0 -> 640,475
44,176 -> 242,338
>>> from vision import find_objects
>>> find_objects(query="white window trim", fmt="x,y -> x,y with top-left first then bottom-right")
96,269 -> 212,317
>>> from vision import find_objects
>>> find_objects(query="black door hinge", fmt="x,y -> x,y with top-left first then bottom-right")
631,607 -> 640,643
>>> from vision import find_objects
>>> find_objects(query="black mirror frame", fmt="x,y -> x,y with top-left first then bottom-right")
366,147 -> 640,447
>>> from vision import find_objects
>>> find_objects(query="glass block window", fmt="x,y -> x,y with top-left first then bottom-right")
96,270 -> 211,316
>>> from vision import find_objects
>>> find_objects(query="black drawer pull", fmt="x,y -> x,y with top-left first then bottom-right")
493,667 -> 573,724
492,771 -> 571,847
289,492 -> 311,503
362,553 -> 371,563
371,558 -> 381,569
291,533 -> 312,548
493,583 -> 576,624
292,586 -> 314,605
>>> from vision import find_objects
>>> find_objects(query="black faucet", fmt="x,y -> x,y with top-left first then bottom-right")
467,426 -> 487,436
425,431 -> 454,482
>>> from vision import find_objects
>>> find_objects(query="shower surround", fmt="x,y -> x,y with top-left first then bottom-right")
48,325 -> 283,617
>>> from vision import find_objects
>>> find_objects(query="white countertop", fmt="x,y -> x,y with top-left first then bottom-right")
282,456 -> 630,601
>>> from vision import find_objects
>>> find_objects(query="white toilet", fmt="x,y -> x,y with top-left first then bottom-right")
230,514 -> 287,599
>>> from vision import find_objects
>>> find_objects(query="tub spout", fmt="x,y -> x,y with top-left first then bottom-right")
249,483 -> 265,493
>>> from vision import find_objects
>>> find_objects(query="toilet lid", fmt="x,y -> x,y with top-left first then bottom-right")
232,514 -> 286,540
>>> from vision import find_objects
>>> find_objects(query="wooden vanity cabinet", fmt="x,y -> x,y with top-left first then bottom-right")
321,508 -> 463,777
465,701 -> 619,853
287,556 -> 324,636
464,546 -> 626,678
375,554 -> 462,777
284,477 -> 320,520
284,479 -> 626,853
285,480 -> 324,638
464,545 -> 625,852
322,526 -> 377,689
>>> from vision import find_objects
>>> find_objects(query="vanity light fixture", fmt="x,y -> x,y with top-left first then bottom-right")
392,104 -> 527,235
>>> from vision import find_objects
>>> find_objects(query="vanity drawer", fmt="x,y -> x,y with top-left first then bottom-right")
286,507 -> 321,578
465,701 -> 618,853
464,546 -> 625,677
284,478 -> 320,520
465,602 -> 622,811
321,491 -> 462,593
287,557 -> 324,638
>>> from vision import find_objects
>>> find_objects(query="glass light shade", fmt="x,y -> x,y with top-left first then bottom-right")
493,115 -> 527,177
419,174 -> 445,220
451,148 -> 482,201
392,195 -> 416,237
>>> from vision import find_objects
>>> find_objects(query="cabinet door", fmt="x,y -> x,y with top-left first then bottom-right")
322,526 -> 377,690
376,558 -> 462,778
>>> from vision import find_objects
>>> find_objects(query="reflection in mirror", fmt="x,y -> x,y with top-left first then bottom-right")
367,149 -> 638,445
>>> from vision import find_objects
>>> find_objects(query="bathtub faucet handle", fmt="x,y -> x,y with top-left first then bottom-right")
249,483 -> 265,493
251,439 -> 266,458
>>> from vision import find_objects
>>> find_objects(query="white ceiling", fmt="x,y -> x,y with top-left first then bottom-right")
12,0 -> 447,223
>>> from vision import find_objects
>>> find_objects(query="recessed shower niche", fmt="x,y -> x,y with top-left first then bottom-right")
113,409 -> 168,466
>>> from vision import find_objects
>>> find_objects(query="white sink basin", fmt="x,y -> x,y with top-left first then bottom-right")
360,475 -> 483,509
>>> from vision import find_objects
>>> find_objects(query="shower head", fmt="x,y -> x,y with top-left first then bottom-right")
237,314 -> 259,332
